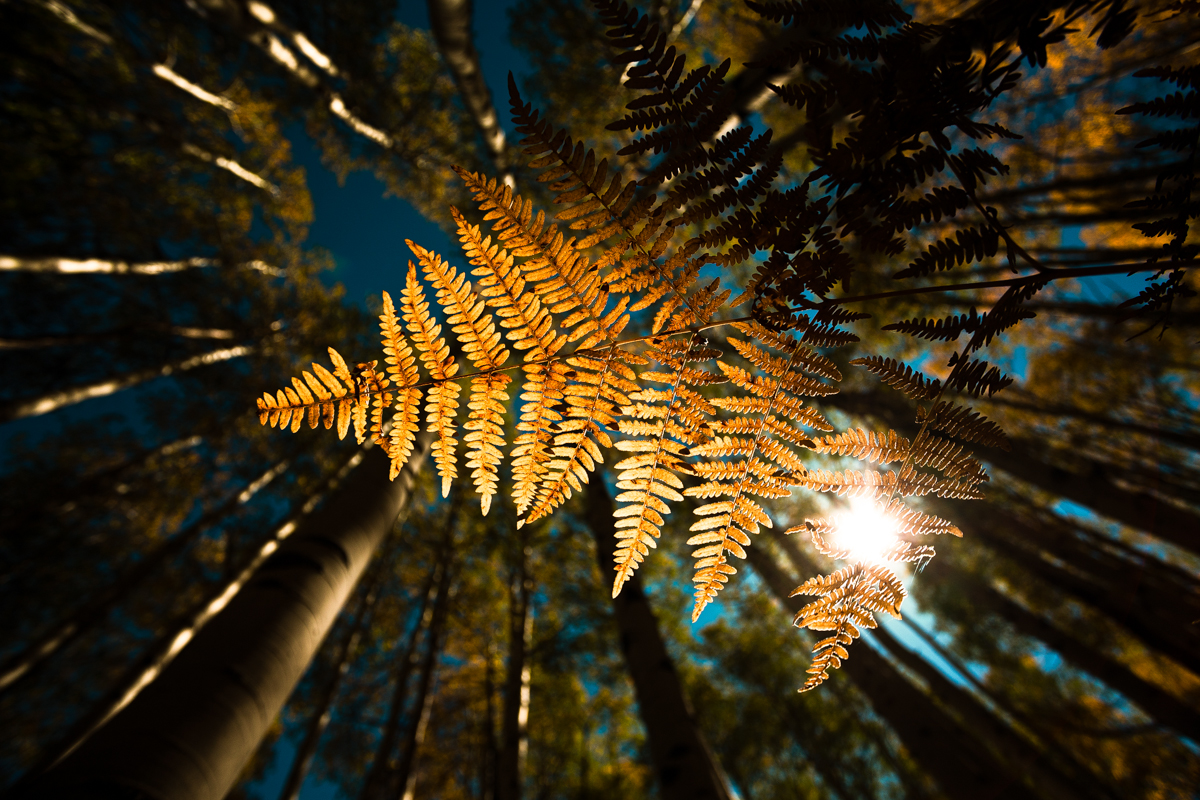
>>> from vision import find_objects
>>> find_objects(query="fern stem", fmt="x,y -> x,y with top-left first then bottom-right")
798,260 -> 1200,309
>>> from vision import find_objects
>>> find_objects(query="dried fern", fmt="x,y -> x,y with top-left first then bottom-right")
244,0 -> 1117,695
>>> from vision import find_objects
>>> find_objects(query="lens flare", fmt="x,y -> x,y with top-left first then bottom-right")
834,498 -> 900,564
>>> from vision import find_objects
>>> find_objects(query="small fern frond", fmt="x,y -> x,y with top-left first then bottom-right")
850,356 -> 940,400
811,428 -> 909,464
356,361 -> 390,448
790,559 -> 907,691
454,206 -> 571,513
399,261 -> 461,497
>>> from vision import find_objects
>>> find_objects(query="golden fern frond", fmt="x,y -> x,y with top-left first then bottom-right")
612,337 -> 722,597
409,239 -> 510,515
379,291 -> 422,480
849,356 -> 941,401
524,349 -> 642,526
399,261 -> 461,497
454,206 -> 569,515
681,324 -> 846,621
257,347 -> 372,441
734,321 -> 842,381
799,468 -> 898,498
881,498 -> 962,538
790,562 -> 905,691
908,430 -> 988,486
454,168 -> 629,351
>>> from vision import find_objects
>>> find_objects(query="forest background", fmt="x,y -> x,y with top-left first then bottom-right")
1,1 -> 1199,800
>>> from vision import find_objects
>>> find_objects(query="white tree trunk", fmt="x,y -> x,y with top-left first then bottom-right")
29,436 -> 430,800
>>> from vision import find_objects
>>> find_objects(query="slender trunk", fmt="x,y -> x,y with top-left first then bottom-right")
976,393 -> 1200,453
278,542 -> 387,800
191,1 -> 399,152
0,343 -> 255,423
0,458 -> 289,696
497,546 -> 533,800
482,644 -> 498,800
0,326 -> 237,350
2,434 -> 203,538
986,441 -> 1200,554
1000,497 -> 1200,621
28,435 -> 430,800
0,254 -> 281,276
944,499 -> 1200,673
585,478 -> 734,800
396,551 -> 456,800
752,536 -> 1037,800
179,142 -> 279,194
358,563 -> 442,800
868,623 -> 1118,800
928,559 -> 1200,742
426,0 -> 512,185
8,454 -> 358,791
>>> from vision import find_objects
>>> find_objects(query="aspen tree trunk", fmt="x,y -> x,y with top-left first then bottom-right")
0,343 -> 255,423
0,254 -> 281,276
977,392 -> 1200,452
28,437 -> 430,800
359,563 -> 442,800
497,545 -> 533,800
9,453 -> 360,792
744,539 -> 1037,800
951,501 -> 1200,673
867,624 -> 1118,800
277,563 -> 383,800
3,434 -> 203,536
396,553 -> 456,800
426,0 -> 513,185
926,560 -> 1200,742
0,458 -> 289,696
984,441 -> 1200,554
0,326 -> 237,350
585,479 -> 735,800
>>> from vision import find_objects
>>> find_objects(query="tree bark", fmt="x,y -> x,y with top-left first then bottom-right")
276,565 -> 380,800
8,454 -> 359,793
938,498 -> 1200,674
28,435 -> 430,800
0,458 -> 290,696
747,537 -> 1037,800
585,478 -> 735,800
497,544 -> 533,800
0,343 -> 255,423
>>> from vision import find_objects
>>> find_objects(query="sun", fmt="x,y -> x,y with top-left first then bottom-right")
833,498 -> 901,565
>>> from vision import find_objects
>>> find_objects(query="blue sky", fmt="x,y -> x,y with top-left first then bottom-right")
292,1 -> 529,312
